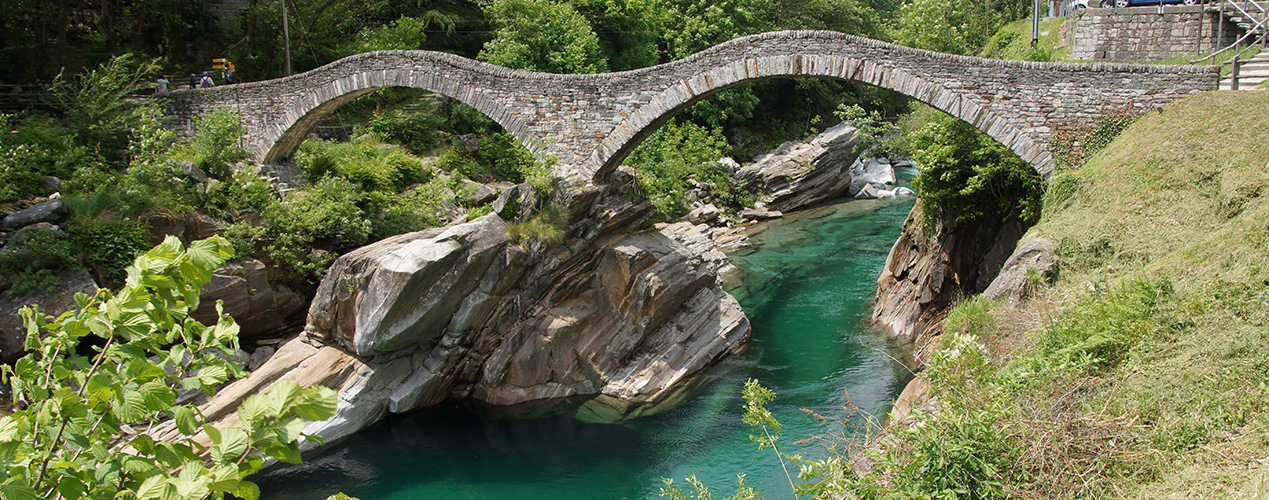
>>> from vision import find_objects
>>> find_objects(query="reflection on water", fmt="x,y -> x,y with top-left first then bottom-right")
257,187 -> 916,500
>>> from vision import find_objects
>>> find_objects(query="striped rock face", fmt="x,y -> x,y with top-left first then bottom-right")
157,30 -> 1217,190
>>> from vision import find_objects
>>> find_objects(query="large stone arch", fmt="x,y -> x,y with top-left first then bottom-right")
589,56 -> 1049,182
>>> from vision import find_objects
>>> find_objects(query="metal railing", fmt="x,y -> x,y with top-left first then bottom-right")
1192,0 -> 1269,88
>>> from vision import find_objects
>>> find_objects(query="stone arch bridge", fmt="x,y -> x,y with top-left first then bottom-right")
159,31 -> 1217,183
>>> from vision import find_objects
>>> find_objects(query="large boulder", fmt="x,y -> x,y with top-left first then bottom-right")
872,204 -> 1028,363
179,199 -> 752,450
0,268 -> 98,364
306,213 -> 510,356
735,122 -> 864,212
981,235 -> 1056,305
2,200 -> 68,231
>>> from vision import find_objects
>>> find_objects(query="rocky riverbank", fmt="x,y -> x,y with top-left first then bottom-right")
7,119 -> 912,453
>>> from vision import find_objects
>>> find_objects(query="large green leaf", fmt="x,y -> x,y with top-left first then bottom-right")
168,406 -> 199,436
210,427 -> 249,466
262,441 -> 302,465
292,386 -> 339,422
0,417 -> 18,442
231,481 -> 261,500
56,476 -> 86,500
111,389 -> 148,423
138,381 -> 175,413
134,474 -> 176,500
0,481 -> 37,500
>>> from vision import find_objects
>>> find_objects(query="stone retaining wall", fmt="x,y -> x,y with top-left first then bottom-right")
1070,6 -> 1244,62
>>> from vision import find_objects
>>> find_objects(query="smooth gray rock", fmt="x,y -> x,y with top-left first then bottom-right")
982,235 -> 1056,305
854,183 -> 878,199
686,204 -> 721,225
306,214 -> 509,356
739,208 -> 784,220
2,200 -> 68,230
735,122 -> 863,212
459,179 -> 499,205
191,258 -> 305,340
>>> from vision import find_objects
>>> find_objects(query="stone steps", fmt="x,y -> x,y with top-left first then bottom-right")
1220,50 -> 1269,90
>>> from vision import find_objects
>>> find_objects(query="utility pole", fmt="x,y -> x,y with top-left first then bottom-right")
1032,0 -> 1041,48
282,0 -> 292,76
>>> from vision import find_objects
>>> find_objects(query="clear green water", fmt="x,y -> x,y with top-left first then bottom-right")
255,187 -> 916,500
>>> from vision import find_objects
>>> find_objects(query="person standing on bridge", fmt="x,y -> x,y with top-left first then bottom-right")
189,73 -> 198,89
155,75 -> 169,93
199,72 -> 215,88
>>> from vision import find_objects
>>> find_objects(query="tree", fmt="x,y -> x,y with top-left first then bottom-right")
0,236 -> 337,500
892,0 -> 1034,55
908,113 -> 1045,230
477,0 -> 608,74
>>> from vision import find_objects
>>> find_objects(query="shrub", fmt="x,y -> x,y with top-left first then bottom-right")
296,139 -> 429,193
908,113 -> 1046,231
626,120 -> 745,219
368,177 -> 453,239
0,229 -> 80,296
175,107 -> 249,178
67,217 -> 153,284
199,172 -> 276,218
367,102 -> 444,155
255,177 -> 372,279
0,114 -> 97,202
507,203 -> 569,246
1049,110 -> 1141,172
1037,276 -> 1171,371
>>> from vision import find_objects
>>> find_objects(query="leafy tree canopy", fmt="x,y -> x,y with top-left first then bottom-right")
478,0 -> 609,73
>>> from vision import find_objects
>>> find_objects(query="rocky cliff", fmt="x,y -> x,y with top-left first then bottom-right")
872,204 -> 1027,365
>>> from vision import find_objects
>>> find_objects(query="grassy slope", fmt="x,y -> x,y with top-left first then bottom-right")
1017,91 -> 1269,497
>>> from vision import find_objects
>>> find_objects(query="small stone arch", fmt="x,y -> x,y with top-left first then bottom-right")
236,51 -> 541,165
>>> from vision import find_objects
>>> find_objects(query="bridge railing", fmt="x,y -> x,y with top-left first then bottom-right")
1192,0 -> 1268,88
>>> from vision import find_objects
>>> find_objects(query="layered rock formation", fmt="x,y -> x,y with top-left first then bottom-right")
872,204 -> 1027,364
180,178 -> 751,450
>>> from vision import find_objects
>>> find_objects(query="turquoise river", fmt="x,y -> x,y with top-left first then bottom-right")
256,178 -> 917,499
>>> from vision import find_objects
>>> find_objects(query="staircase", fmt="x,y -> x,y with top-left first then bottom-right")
1225,0 -> 1269,35
1221,49 -> 1269,90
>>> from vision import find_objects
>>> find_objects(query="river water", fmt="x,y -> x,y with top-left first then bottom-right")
255,180 -> 916,500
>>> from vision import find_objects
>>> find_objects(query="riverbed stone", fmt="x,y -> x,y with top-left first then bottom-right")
735,122 -> 863,212
0,268 -> 97,364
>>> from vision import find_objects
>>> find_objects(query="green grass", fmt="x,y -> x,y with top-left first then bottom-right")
1017,91 -> 1269,496
981,17 -> 1071,61
858,92 -> 1269,499
1156,45 -> 1261,77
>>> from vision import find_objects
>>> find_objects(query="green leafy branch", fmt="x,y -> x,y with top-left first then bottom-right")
0,236 -> 337,500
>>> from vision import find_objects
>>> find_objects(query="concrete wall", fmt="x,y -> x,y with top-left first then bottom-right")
1070,6 -> 1244,62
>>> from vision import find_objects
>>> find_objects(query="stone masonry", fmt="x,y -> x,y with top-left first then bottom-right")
156,30 -> 1218,184
1069,6 -> 1244,62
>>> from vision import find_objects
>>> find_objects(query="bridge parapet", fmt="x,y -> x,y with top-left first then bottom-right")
157,31 -> 1218,186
